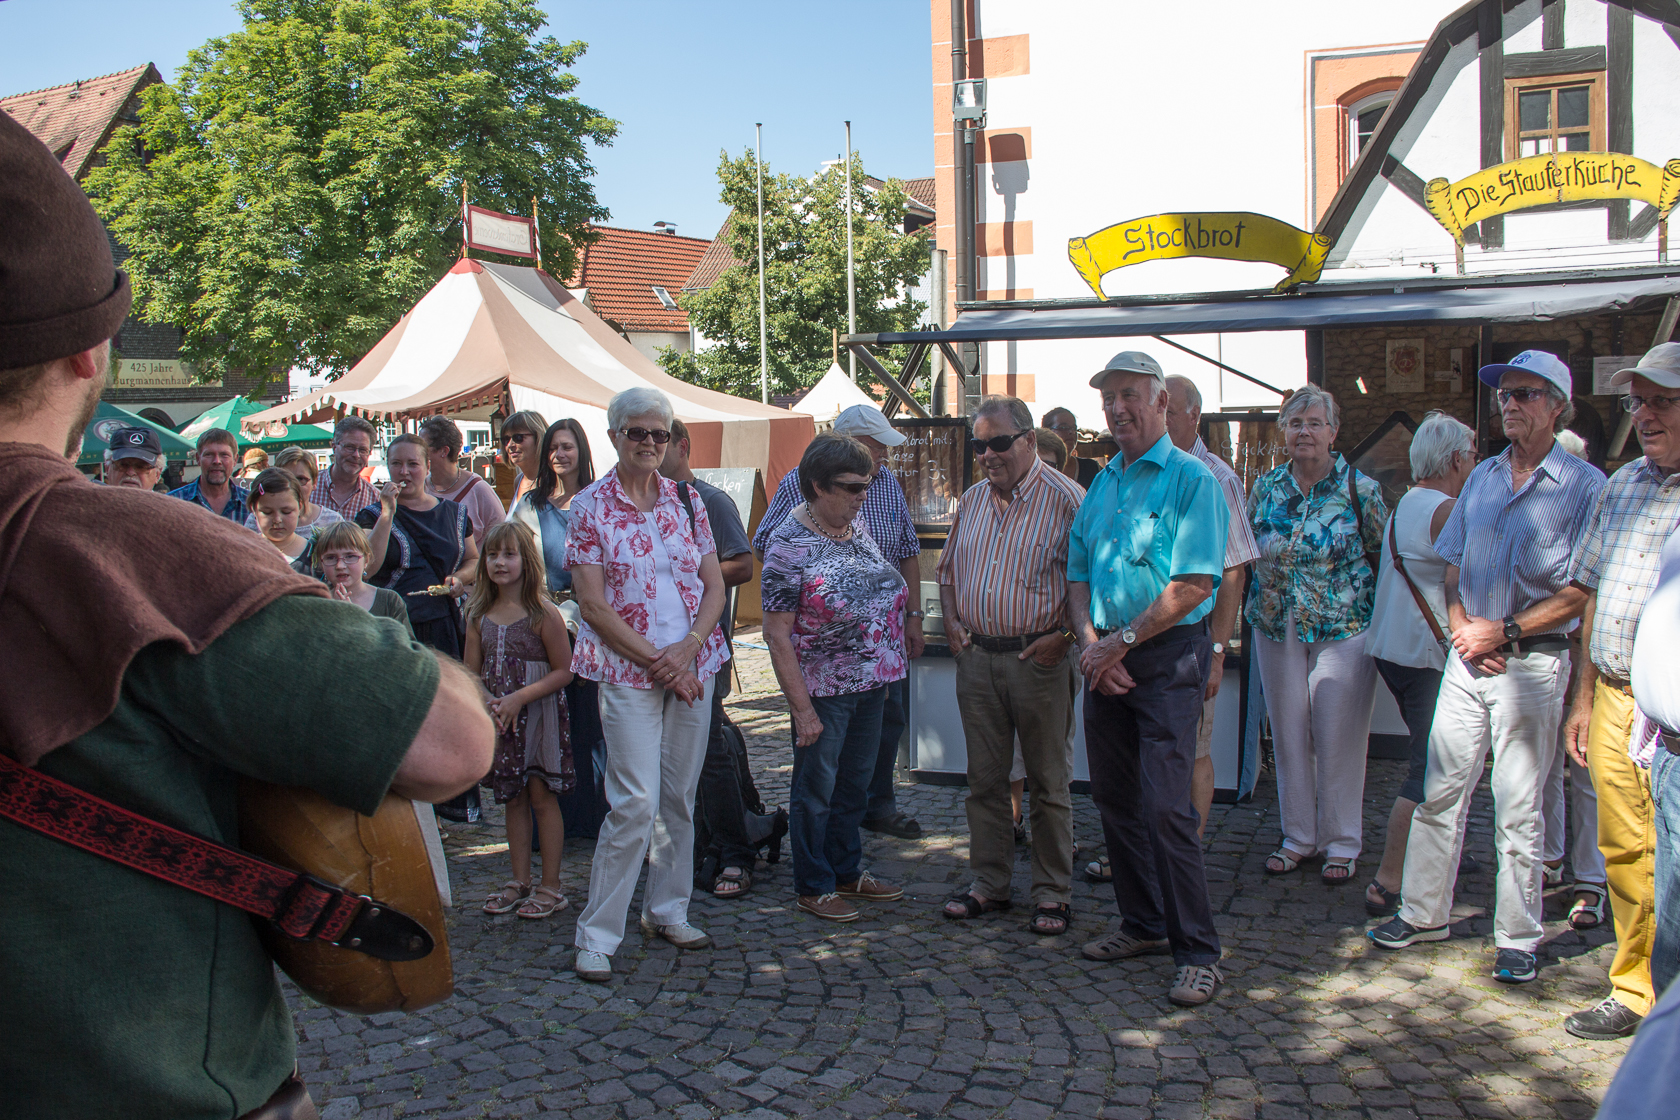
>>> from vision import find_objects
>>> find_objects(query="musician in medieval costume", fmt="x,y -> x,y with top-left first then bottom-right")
0,112 -> 495,1120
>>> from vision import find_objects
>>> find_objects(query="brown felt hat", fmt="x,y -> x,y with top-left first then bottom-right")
0,109 -> 132,369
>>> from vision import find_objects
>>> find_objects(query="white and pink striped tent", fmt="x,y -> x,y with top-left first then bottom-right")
244,260 -> 811,492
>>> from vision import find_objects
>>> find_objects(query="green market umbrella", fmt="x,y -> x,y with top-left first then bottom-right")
78,400 -> 195,467
179,396 -> 335,450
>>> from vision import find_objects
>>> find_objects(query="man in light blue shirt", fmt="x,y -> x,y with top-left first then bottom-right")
1068,351 -> 1227,1009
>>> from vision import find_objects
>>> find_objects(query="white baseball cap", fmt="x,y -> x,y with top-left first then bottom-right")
832,404 -> 906,447
1478,349 -> 1572,396
1088,350 -> 1165,389
1608,341 -> 1680,390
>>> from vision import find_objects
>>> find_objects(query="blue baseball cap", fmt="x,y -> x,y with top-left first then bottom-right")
1478,349 -> 1572,397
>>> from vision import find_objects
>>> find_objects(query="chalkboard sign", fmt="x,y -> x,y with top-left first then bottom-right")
887,418 -> 972,531
691,467 -> 760,530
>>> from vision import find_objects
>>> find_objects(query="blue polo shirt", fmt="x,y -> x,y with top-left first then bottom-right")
1068,432 -> 1227,629
169,478 -> 250,522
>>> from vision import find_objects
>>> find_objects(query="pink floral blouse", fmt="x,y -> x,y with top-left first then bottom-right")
564,466 -> 730,687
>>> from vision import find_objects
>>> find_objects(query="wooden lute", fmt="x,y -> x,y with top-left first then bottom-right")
238,781 -> 454,1015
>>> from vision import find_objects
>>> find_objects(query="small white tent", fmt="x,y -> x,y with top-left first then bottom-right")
796,363 -> 879,428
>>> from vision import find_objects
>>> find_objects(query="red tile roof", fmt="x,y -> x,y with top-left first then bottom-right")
902,176 -> 937,210
1,64 -> 161,181
565,225 -> 713,333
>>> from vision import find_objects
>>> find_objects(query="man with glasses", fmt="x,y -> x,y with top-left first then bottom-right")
755,404 -> 927,839
1371,350 -> 1604,989
1550,341 -> 1680,1038
314,415 -> 380,519
1068,351 -> 1228,1007
1042,407 -> 1100,486
935,395 -> 1086,934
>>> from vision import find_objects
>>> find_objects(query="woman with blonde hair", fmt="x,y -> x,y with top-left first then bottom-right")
500,410 -> 549,504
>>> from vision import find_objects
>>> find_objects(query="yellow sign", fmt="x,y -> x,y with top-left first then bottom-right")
1068,212 -> 1333,297
1423,152 -> 1680,244
114,359 -> 218,390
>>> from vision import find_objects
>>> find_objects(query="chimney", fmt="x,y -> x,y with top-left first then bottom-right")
653,221 -> 677,236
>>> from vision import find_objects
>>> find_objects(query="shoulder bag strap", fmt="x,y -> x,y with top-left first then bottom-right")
1346,466 -> 1382,577
677,481 -> 698,533
1389,512 -> 1450,649
0,753 -> 432,961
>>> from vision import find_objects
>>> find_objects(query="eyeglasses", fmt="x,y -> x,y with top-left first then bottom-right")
1047,423 -> 1077,435
1497,387 -> 1550,405
824,481 -> 870,495
1623,393 -> 1680,414
968,430 -> 1031,455
1282,418 -> 1329,433
619,427 -> 672,445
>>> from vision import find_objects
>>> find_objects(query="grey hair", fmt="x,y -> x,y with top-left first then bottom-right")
974,394 -> 1034,434
1408,411 -> 1475,480
1546,383 -> 1576,433
1556,429 -> 1587,458
1165,375 -> 1202,413
607,386 -> 674,430
1278,384 -> 1339,430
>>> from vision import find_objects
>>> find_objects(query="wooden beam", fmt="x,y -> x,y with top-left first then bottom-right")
1479,5 -> 1505,250
1607,5 -> 1635,241
1151,335 -> 1290,397
880,342 -> 930,419
847,343 -> 931,419
1542,0 -> 1566,51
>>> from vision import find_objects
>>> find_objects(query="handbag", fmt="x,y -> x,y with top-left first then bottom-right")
1388,512 -> 1452,652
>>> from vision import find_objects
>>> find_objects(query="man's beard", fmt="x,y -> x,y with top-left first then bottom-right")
64,369 -> 105,459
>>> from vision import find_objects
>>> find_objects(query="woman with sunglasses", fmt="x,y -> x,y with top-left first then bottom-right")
564,388 -> 730,983
760,434 -> 908,923
500,410 -> 548,506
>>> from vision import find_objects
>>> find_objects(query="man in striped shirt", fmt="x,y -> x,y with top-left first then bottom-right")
1556,342 -> 1680,1039
1372,350 -> 1605,988
934,395 -> 1086,935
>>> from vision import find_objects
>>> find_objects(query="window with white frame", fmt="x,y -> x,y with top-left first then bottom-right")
1347,93 -> 1392,168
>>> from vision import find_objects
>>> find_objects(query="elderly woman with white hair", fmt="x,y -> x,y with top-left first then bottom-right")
1361,411 -> 1477,915
564,387 -> 730,982
1246,385 -> 1389,885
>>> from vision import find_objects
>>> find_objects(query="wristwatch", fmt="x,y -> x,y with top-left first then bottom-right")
1120,625 -> 1138,647
1211,641 -> 1226,655
1502,615 -> 1522,643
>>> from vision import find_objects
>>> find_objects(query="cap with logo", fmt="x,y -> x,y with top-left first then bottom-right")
106,426 -> 162,464
1089,350 -> 1166,389
1477,349 -> 1572,397
1608,341 -> 1680,391
832,403 -> 907,447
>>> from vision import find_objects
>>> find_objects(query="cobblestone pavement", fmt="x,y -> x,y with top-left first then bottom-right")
295,637 -> 1631,1119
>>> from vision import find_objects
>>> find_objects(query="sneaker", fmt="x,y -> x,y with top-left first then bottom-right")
861,812 -> 923,839
1168,962 -> 1224,1007
1492,947 -> 1538,984
639,919 -> 712,949
798,892 -> 859,922
1082,928 -> 1171,961
1564,997 -> 1643,1040
1367,916 -> 1451,949
836,870 -> 904,902
573,949 -> 612,982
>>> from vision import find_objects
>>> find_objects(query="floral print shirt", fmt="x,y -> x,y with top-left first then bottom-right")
1245,454 -> 1389,644
563,466 -> 730,688
760,515 -> 908,697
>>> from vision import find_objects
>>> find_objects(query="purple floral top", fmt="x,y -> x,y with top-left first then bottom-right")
759,514 -> 908,698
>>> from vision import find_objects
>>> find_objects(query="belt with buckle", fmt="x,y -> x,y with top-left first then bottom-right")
968,628 -> 1057,654
1493,632 -> 1570,656
1600,674 -> 1634,696
1664,728 -> 1680,757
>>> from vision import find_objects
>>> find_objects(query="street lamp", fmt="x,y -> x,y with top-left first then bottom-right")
952,78 -> 987,125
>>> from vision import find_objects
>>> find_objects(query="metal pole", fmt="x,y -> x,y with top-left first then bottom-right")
964,128 -> 977,303
756,123 -> 768,405
845,121 -> 857,382
949,0 -> 969,307
531,194 -> 541,272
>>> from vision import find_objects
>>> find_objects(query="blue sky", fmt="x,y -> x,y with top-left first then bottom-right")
0,0 -> 935,242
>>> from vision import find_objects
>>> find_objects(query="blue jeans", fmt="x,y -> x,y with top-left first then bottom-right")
1652,748 -> 1680,995
864,677 -> 908,821
791,686 -> 886,896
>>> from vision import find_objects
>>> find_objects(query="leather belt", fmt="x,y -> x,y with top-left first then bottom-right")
1093,620 -> 1208,650
1600,675 -> 1634,696
1493,633 -> 1570,656
1664,729 -> 1680,758
968,628 -> 1058,653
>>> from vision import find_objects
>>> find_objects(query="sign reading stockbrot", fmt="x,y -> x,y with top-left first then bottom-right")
114,360 -> 218,389
1424,152 -> 1680,244
1068,212 -> 1333,298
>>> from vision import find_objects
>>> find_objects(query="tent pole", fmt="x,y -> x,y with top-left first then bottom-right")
532,194 -> 542,272
756,123 -> 768,404
461,182 -> 469,260
845,120 -> 856,383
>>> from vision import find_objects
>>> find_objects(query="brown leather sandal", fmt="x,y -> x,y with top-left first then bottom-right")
483,880 -> 531,915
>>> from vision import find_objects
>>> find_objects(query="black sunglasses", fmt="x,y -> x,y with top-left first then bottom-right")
619,427 -> 672,445
969,430 -> 1031,455
824,480 -> 870,495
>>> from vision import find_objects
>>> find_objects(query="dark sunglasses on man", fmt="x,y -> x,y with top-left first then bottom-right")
968,430 -> 1031,456
619,426 -> 672,445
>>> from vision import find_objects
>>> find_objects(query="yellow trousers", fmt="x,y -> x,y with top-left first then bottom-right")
1587,681 -> 1656,1015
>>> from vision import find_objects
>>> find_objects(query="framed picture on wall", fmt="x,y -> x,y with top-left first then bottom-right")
1386,338 -> 1426,394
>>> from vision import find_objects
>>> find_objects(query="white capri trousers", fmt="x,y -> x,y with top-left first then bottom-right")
1254,616 -> 1377,861
1399,649 -> 1570,950
574,676 -> 716,956
1543,703 -> 1606,884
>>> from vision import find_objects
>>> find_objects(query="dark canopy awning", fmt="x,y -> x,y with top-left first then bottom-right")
854,268 -> 1680,345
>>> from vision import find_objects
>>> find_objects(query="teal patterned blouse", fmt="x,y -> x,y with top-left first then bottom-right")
1244,454 -> 1390,644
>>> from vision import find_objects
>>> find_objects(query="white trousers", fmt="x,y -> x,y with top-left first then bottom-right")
1255,619 -> 1376,860
1543,704 -> 1606,884
574,677 -> 715,955
1399,649 -> 1570,950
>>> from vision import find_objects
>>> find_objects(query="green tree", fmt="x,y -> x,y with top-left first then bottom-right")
661,150 -> 931,401
85,0 -> 617,386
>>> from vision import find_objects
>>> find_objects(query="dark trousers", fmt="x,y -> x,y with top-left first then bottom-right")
1084,626 -> 1221,965
864,676 -> 909,821
696,663 -> 757,869
1375,658 -> 1443,805
792,686 -> 887,895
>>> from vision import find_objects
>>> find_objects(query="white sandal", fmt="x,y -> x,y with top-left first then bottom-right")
1569,885 -> 1607,930
1264,848 -> 1311,875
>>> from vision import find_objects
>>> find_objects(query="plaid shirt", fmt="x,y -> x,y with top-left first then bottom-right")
1567,456 -> 1680,680
754,466 -> 921,564
168,478 -> 249,522
313,471 -> 380,521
